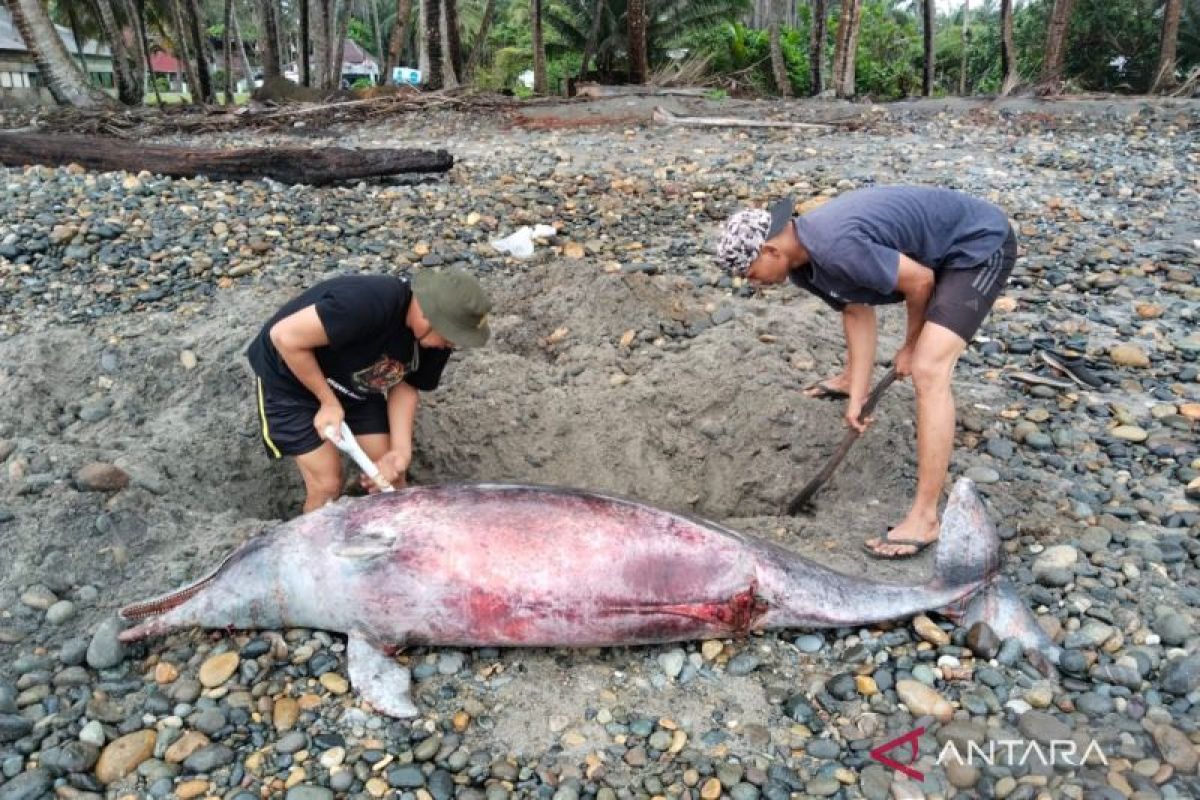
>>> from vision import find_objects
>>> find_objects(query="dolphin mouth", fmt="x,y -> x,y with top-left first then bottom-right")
118,574 -> 216,622
118,535 -> 271,625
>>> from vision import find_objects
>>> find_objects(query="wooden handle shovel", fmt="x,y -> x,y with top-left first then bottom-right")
787,367 -> 898,515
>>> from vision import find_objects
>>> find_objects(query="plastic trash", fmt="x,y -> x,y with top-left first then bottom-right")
490,225 -> 558,259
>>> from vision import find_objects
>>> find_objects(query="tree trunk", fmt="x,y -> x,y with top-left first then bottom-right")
627,0 -> 647,84
417,0 -> 429,76
958,0 -> 968,95
809,0 -> 825,95
462,0 -> 495,81
132,0 -> 160,104
300,0 -> 311,84
65,4 -> 92,82
231,4 -> 254,90
999,0 -> 1016,96
1151,0 -> 1181,93
439,0 -> 458,87
421,0 -> 442,88
3,0 -> 114,106
91,0 -> 141,104
368,0 -> 384,83
186,0 -> 215,102
222,0 -> 234,101
922,0 -> 933,96
530,0 -> 545,93
334,0 -> 350,87
444,0 -> 462,85
383,0 -> 413,80
169,0 -> 201,99
1040,0 -> 1074,89
257,0 -> 283,79
768,0 -> 791,96
831,0 -> 862,98
0,133 -> 454,185
576,0 -> 604,81
311,0 -> 330,87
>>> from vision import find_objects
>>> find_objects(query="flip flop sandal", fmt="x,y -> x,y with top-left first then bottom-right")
1038,350 -> 1104,388
862,535 -> 936,560
803,381 -> 849,400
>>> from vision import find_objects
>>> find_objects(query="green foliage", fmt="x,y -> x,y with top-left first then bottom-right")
348,18 -> 378,58
685,21 -> 809,94
474,45 -> 530,91
854,0 -> 922,98
352,76 -> 373,89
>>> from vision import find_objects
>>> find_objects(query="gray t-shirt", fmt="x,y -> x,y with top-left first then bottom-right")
789,186 -> 1011,311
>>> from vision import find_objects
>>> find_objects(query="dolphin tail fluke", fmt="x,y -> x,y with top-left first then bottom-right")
933,479 -> 1061,665
932,478 -> 1001,590
953,576 -> 1061,663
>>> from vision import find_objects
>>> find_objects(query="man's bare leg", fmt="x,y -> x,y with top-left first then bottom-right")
866,323 -> 966,556
295,442 -> 345,514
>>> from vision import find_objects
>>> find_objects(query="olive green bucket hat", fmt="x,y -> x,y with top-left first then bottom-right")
412,268 -> 492,349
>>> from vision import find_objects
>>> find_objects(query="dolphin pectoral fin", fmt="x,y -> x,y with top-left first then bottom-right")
347,632 -> 418,718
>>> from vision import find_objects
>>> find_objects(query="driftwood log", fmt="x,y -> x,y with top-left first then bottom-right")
787,367 -> 899,515
653,106 -> 835,131
0,132 -> 453,185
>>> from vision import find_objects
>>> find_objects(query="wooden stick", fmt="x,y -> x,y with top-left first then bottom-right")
787,366 -> 898,515
652,105 -> 835,131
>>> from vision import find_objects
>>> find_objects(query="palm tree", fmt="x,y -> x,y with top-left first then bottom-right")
544,0 -> 747,81
531,0 -> 545,91
421,0 -> 442,87
382,0 -> 412,79
767,0 -> 789,95
809,0 -> 825,94
627,0 -> 645,82
1040,0 -> 1074,90
921,0 -> 933,96
999,0 -> 1016,95
461,0 -> 493,79
1151,0 -> 1182,92
831,0 -> 862,97
7,0 -> 114,105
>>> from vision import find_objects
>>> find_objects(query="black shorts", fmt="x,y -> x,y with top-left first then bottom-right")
925,227 -> 1018,342
254,378 -> 389,458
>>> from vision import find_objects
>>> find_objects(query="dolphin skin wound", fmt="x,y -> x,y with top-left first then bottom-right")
118,478 -> 1055,718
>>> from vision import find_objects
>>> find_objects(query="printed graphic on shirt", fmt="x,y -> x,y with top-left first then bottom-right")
351,354 -> 415,397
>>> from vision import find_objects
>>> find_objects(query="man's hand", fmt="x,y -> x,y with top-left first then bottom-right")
372,448 -> 411,491
893,345 -> 915,378
314,401 -> 345,440
844,396 -> 873,433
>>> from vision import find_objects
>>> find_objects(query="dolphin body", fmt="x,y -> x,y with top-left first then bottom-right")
119,478 -> 1055,717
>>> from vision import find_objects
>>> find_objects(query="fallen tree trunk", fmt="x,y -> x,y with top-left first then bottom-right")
652,106 -> 834,131
0,133 -> 454,185
576,83 -> 709,98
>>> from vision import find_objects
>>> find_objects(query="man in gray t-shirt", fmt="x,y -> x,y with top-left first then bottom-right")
717,185 -> 1017,559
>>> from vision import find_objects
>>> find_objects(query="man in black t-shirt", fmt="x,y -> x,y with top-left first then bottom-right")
247,269 -> 491,513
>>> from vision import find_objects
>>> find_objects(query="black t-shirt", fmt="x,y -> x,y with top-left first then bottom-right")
247,275 -> 451,402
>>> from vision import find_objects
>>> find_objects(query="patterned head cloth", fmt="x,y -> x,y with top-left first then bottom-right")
715,197 -> 796,276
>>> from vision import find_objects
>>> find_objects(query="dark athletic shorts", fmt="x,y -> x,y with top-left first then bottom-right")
254,378 -> 389,458
925,226 -> 1018,342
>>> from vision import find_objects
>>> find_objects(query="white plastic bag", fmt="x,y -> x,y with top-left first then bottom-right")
490,225 -> 558,259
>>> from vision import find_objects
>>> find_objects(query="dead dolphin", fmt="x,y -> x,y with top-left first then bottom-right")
119,477 -> 1054,717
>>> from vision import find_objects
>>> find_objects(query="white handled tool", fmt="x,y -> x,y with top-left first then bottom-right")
324,421 -> 394,493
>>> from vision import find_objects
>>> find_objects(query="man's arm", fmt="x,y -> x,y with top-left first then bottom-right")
894,254 -> 936,375
269,305 -> 343,437
842,304 -> 877,432
374,382 -> 419,488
